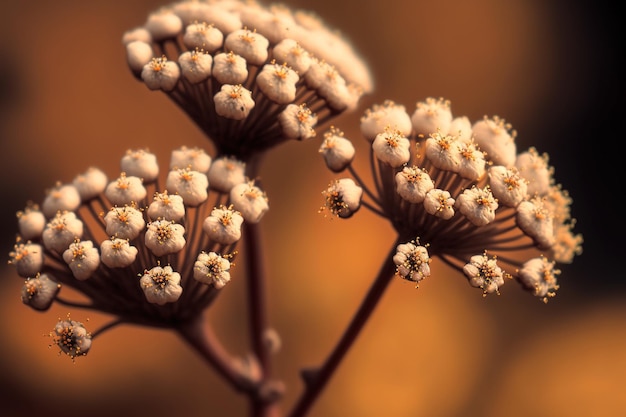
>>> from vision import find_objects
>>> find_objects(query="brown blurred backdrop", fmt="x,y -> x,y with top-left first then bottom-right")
0,0 -> 623,416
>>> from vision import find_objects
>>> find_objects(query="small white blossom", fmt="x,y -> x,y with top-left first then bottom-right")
224,28 -> 269,66
319,127 -> 355,172
21,273 -> 60,311
411,97 -> 453,138
16,204 -> 46,241
488,166 -> 528,208
272,39 -> 311,74
179,49 -> 213,84
104,205 -> 146,240
256,62 -> 299,104
170,146 -> 212,173
142,56 -> 181,92
145,220 -> 186,256
51,317 -> 92,359
194,251 -> 231,288
393,241 -> 431,285
552,222 -> 584,264
322,178 -> 362,219
9,241 -> 44,277
140,265 -> 183,305
100,237 -> 138,268
42,183 -> 81,218
173,1 -> 242,32
207,156 -> 246,193
203,205 -> 244,245
230,181 -> 269,224
457,141 -> 486,181
62,240 -> 100,280
360,100 -> 412,141
214,84 -> 255,120
279,104 -> 317,140
424,132 -> 461,172
455,186 -> 498,226
73,167 -> 108,201
147,191 -> 185,221
145,9 -> 183,41
121,149 -> 159,182
515,147 -> 553,196
212,52 -> 249,85
472,116 -> 517,168
423,188 -> 455,220
42,211 -> 84,253
448,116 -> 473,143
183,22 -> 224,52
395,166 -> 434,204
516,197 -> 555,250
463,253 -> 507,296
165,168 -> 209,206
126,40 -> 154,74
517,256 -> 561,302
372,128 -> 411,167
122,27 -> 152,45
105,173 -> 147,206
315,65 -> 352,111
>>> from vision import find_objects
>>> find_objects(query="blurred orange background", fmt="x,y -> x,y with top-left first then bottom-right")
0,1 -> 623,417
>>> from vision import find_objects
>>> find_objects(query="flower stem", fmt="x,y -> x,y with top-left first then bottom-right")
176,315 -> 258,394
287,240 -> 399,417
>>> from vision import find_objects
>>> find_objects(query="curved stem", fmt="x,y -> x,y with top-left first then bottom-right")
287,240 -> 399,417
175,315 -> 258,394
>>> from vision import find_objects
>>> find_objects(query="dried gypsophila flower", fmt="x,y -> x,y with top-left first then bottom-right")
123,0 -> 372,163
319,97 -> 583,301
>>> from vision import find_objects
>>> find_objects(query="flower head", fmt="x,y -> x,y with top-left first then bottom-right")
125,0 -> 372,162
320,98 -> 583,301
50,315 -> 92,360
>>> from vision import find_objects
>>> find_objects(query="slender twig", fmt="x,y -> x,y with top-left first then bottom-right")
91,317 -> 125,339
176,315 -> 258,394
287,240 -> 400,417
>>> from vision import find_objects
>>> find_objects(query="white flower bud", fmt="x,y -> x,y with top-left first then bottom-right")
455,186 -> 498,227
140,265 -> 183,305
42,183 -> 81,218
165,168 -> 209,206
457,141 -> 486,181
411,97 -> 453,138
212,52 -> 249,85
21,273 -> 60,311
372,128 -> 411,167
214,84 -> 255,120
9,241 -> 44,277
278,104 -> 317,140
463,253 -> 506,296
393,241 -> 431,285
256,62 -> 299,104
517,256 -> 560,302
230,181 -> 269,224
172,1 -> 242,33
360,100 -> 412,141
100,237 -> 138,268
122,27 -> 152,45
51,317 -> 92,359
42,211 -> 84,253
272,39 -> 311,74
516,197 -> 555,250
105,173 -> 147,206
145,220 -> 186,256
207,156 -> 246,193
423,188 -> 455,220
448,116 -> 473,143
63,240 -> 100,280
319,127 -> 355,172
395,166 -> 434,204
472,116 -> 517,168
142,56 -> 180,92
424,132 -> 461,172
121,149 -> 159,183
73,167 -> 108,201
203,205 -> 244,245
148,191 -> 185,221
126,40 -> 154,74
145,10 -> 183,41
16,204 -> 46,241
183,22 -> 224,52
170,146 -> 212,173
179,49 -> 213,84
515,147 -> 553,196
104,205 -> 146,240
224,29 -> 269,66
487,166 -> 528,208
194,251 -> 231,288
322,178 -> 362,219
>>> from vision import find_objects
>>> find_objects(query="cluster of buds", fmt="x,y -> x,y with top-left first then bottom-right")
8,147 -> 267,357
123,0 -> 372,162
321,98 -> 583,301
